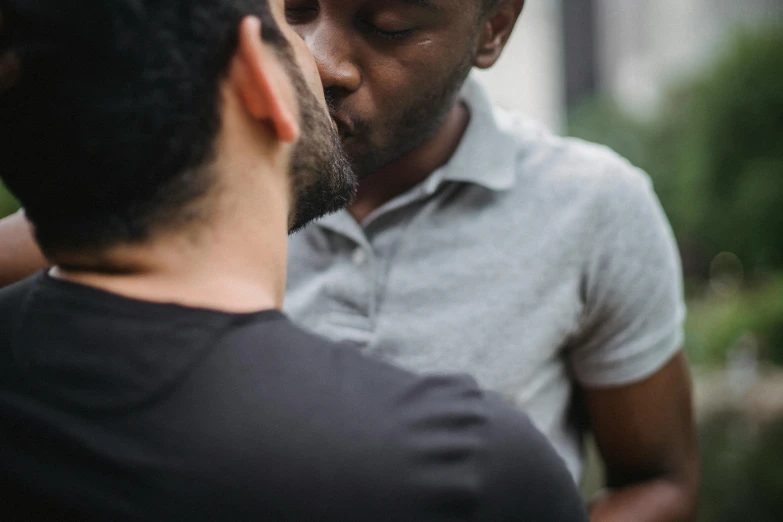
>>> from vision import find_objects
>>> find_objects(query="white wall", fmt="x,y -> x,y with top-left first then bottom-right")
474,0 -> 566,131
469,0 -> 783,128
596,0 -> 783,118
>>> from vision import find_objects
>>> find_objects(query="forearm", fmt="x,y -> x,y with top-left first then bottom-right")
589,478 -> 698,522
0,210 -> 48,287
584,353 -> 700,522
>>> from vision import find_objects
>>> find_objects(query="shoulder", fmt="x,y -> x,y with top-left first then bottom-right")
0,270 -> 40,303
472,394 -> 589,521
495,109 -> 670,242
212,319 -> 586,520
497,108 -> 654,202
339,374 -> 587,521
0,273 -> 40,345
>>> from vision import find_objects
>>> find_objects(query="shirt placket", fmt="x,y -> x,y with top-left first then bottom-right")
317,178 -> 446,349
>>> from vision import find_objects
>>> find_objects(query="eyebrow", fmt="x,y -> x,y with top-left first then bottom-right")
400,0 -> 441,10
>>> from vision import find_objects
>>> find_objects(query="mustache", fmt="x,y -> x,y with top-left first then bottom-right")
323,87 -> 339,113
328,110 -> 371,141
331,115 -> 354,140
324,87 -> 370,141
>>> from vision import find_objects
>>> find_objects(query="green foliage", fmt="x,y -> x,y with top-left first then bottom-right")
685,276 -> 783,366
567,97 -> 651,170
699,412 -> 783,522
0,181 -> 20,219
568,25 -> 783,277
690,28 -> 783,273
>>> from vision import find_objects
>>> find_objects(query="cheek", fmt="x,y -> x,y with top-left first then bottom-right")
299,50 -> 326,104
283,26 -> 327,105
354,50 -> 436,118
360,49 -> 458,123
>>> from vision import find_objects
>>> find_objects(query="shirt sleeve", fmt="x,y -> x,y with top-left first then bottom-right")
569,161 -> 686,387
476,394 -> 589,522
381,375 -> 587,522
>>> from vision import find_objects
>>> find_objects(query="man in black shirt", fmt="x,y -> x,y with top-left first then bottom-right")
0,0 -> 586,520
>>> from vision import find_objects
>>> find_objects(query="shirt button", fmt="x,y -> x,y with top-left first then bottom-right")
352,248 -> 367,266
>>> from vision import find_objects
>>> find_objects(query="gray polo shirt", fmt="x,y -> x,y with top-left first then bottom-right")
285,74 -> 686,481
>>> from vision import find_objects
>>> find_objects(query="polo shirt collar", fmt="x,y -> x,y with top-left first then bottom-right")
312,74 -> 518,237
437,73 -> 518,192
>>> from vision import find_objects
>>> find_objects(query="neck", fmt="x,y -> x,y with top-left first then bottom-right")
51,81 -> 297,314
348,101 -> 470,223
53,187 -> 289,314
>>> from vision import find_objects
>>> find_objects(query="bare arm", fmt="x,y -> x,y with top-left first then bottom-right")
586,352 -> 700,522
0,211 -> 49,287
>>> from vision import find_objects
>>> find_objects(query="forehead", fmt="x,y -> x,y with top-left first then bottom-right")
392,0 -> 442,8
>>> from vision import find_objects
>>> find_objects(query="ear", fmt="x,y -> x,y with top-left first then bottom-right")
475,0 -> 525,70
229,16 -> 299,143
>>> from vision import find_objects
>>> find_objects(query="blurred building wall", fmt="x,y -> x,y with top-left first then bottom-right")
476,0 -> 783,132
596,0 -> 783,118
474,0 -> 565,131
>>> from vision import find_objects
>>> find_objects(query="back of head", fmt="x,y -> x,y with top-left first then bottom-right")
0,0 -> 283,259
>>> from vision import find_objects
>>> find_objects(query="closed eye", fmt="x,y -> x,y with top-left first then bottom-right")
285,7 -> 318,24
364,22 -> 416,41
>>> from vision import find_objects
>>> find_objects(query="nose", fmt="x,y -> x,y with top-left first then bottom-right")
305,25 -> 362,96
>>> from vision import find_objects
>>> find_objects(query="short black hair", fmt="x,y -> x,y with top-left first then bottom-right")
0,0 -> 286,257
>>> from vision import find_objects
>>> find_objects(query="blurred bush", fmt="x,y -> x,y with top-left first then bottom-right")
0,181 -> 20,219
691,27 -> 783,275
686,275 -> 783,367
699,411 -> 783,522
583,410 -> 783,518
569,25 -> 783,278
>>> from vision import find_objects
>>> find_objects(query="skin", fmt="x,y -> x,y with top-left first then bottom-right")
0,1 -> 700,519
285,0 -> 519,221
0,211 -> 45,287
585,353 -> 700,522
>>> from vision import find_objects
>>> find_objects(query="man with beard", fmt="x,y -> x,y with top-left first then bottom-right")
0,1 -> 699,520
282,1 -> 700,521
0,0 -> 587,520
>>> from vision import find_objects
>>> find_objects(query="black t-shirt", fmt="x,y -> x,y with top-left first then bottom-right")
0,273 -> 586,521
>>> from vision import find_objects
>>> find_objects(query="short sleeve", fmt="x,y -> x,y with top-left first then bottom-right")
569,161 -> 686,387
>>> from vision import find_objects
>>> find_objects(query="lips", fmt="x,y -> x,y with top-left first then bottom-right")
330,114 -> 354,141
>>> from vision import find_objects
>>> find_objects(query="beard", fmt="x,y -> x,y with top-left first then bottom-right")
280,50 -> 357,234
327,53 -> 475,180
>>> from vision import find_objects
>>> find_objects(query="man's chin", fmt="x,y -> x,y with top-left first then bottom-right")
340,139 -> 368,166
345,146 -> 395,180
